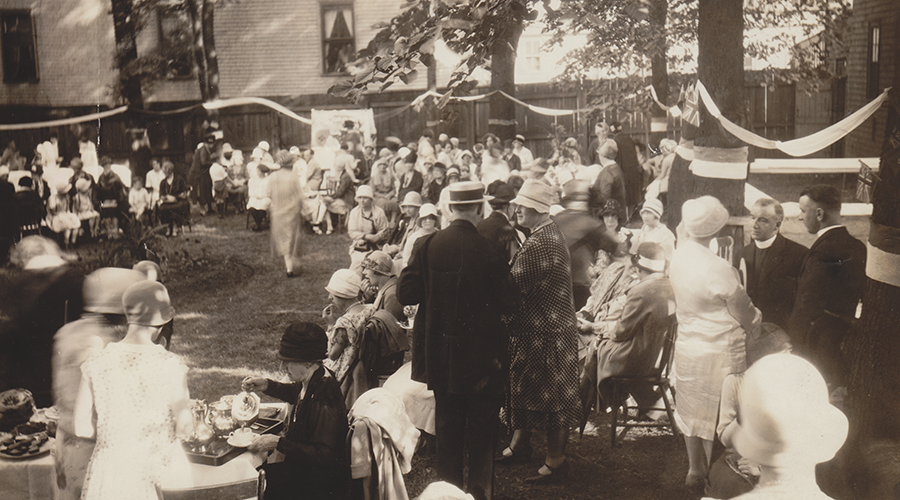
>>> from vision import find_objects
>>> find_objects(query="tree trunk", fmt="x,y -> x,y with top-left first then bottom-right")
648,0 -> 668,145
839,89 -> 900,499
186,0 -> 210,102
201,0 -> 220,103
487,21 -> 522,141
693,0 -> 746,219
110,0 -> 144,125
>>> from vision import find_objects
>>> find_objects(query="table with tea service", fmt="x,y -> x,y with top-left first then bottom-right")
0,388 -> 288,500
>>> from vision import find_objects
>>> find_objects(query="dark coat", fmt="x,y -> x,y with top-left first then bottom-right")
373,276 -> 405,323
553,209 -> 618,287
596,275 -> 675,407
262,366 -> 348,499
788,226 -> 866,384
397,170 -> 423,203
13,189 -> 45,225
590,162 -> 627,222
737,233 -> 807,331
477,210 -> 520,262
398,219 -> 515,395
614,135 -> 643,210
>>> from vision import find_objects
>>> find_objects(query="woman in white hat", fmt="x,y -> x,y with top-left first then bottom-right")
74,281 -> 192,500
630,197 -> 676,260
399,203 -> 439,270
718,353 -> 847,499
669,196 -> 761,490
322,269 -> 375,407
499,179 -> 581,484
347,184 -> 391,274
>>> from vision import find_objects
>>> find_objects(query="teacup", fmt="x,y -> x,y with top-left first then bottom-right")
228,428 -> 255,447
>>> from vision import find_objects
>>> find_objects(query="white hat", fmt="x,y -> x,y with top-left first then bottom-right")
640,198 -> 664,219
400,191 -> 423,207
633,242 -> 667,273
682,196 -> 729,238
511,179 -> 554,214
289,146 -> 300,155
325,269 -> 362,299
84,268 -> 147,314
258,141 -> 270,152
418,203 -> 438,219
450,137 -> 459,146
251,148 -> 264,160
355,184 -> 374,200
733,353 -> 848,468
438,133 -> 449,142
221,143 -> 234,154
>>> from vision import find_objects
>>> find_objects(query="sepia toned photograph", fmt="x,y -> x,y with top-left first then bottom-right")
0,0 -> 897,498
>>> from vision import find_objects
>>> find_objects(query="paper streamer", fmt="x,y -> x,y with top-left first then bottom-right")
696,80 -> 891,157
202,97 -> 313,125
0,106 -> 129,131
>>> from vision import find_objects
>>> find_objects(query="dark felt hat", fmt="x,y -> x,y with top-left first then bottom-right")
277,322 -> 328,362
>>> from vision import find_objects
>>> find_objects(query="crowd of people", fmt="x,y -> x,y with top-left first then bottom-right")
0,119 -> 867,500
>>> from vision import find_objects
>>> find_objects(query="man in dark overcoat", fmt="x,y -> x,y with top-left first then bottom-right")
398,181 -> 515,500
737,198 -> 807,331
789,184 -> 866,387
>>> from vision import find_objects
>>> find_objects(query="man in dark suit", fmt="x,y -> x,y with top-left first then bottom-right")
789,184 -> 866,387
553,179 -> 618,310
737,198 -> 807,330
399,181 -> 515,500
478,183 -> 521,263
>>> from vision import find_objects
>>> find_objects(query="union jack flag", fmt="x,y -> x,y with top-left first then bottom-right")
682,82 -> 700,127
856,160 -> 880,203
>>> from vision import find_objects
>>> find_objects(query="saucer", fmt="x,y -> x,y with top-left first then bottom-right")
226,434 -> 256,448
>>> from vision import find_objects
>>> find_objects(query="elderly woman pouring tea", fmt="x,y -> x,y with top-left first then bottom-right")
241,322 -> 349,500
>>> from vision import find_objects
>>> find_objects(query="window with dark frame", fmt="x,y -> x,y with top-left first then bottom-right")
0,10 -> 38,84
321,4 -> 354,76
157,7 -> 193,79
867,23 -> 881,100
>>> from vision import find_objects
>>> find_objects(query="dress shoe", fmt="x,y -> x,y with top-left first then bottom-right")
524,460 -> 569,485
495,443 -> 533,465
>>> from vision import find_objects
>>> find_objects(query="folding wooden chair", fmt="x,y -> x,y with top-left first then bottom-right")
155,469 -> 264,500
607,315 -> 680,447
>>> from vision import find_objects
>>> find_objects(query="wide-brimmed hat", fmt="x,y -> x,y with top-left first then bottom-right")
418,203 -> 438,220
682,196 -> 729,238
447,181 -> 488,205
122,281 -> 176,327
562,179 -> 590,202
84,268 -> 148,314
733,353 -> 848,468
355,184 -> 374,200
511,179 -> 554,214
633,242 -> 667,273
277,322 -> 327,362
325,269 -> 362,299
640,198 -> 664,219
258,141 -> 270,152
400,191 -> 423,207
363,251 -> 394,276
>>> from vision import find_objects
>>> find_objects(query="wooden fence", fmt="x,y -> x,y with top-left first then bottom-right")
0,80 -> 807,168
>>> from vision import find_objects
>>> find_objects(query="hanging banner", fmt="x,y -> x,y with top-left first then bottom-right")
0,106 -> 129,131
203,97 -> 313,125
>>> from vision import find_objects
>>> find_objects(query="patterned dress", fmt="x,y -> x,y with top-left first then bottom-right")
325,304 -> 376,407
507,218 -> 581,430
79,342 -> 192,500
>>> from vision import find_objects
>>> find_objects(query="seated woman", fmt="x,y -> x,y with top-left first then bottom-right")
246,164 -> 271,231
156,161 -> 190,236
322,161 -> 355,235
322,269 -> 375,408
96,156 -> 128,238
242,322 -> 349,500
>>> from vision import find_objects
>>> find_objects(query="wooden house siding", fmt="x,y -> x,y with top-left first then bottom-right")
0,0 -> 116,107
845,0 -> 899,157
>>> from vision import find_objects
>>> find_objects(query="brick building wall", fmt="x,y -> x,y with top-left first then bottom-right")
845,0 -> 899,157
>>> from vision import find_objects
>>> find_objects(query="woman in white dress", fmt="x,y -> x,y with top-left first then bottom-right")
668,196 -> 760,490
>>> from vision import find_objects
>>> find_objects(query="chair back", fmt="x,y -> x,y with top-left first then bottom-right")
155,469 -> 264,500
714,236 -> 734,265
652,314 -> 678,379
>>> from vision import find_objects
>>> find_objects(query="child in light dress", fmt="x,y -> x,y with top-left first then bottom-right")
46,181 -> 81,248
73,178 -> 100,239
629,197 -> 676,261
128,177 -> 151,224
